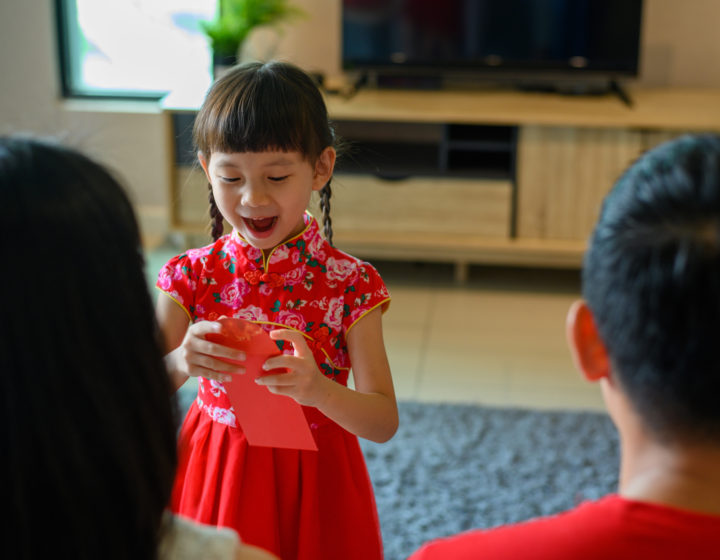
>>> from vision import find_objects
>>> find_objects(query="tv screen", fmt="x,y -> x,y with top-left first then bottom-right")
342,0 -> 643,83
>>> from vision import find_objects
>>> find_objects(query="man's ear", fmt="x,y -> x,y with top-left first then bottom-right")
566,300 -> 611,382
198,152 -> 211,182
312,147 -> 336,192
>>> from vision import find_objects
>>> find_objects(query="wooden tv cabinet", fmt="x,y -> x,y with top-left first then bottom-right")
165,87 -> 720,279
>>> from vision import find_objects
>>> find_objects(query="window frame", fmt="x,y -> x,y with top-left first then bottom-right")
54,0 -> 200,101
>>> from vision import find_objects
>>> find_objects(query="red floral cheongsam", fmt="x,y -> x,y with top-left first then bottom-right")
157,213 -> 390,560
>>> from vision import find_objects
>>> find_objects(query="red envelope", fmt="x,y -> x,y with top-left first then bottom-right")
205,318 -> 317,451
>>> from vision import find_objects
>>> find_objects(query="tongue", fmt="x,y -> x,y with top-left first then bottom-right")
251,217 -> 275,232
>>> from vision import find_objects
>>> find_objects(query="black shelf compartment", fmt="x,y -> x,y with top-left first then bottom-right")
334,120 -> 444,178
441,124 -> 517,179
337,140 -> 442,178
335,120 -> 518,182
446,123 -> 515,146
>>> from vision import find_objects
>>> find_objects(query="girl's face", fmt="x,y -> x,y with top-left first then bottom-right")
200,148 -> 335,254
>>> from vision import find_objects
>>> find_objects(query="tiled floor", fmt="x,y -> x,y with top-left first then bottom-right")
147,242 -> 604,413
373,260 -> 604,412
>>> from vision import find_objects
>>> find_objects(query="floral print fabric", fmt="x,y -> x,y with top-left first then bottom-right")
156,213 -> 390,426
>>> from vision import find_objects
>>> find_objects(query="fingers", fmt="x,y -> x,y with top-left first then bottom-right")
184,347 -> 245,376
263,328 -> 315,374
255,370 -> 305,404
181,321 -> 248,380
188,321 -> 246,362
268,329 -> 312,356
255,361 -> 330,408
186,364 -> 234,384
262,352 -> 301,373
256,329 -> 331,407
256,369 -> 295,387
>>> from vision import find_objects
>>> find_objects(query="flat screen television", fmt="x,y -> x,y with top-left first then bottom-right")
342,0 -> 643,92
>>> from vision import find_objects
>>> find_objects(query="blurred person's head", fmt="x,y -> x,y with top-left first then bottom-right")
0,136 -> 178,559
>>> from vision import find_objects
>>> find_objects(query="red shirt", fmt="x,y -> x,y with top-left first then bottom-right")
409,495 -> 720,559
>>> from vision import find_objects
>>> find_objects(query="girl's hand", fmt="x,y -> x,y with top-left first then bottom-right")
256,329 -> 333,407
168,320 -> 247,383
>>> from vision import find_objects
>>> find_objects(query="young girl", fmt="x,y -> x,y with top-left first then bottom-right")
156,61 -> 398,560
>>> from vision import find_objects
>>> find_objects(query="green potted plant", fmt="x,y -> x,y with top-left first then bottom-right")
201,0 -> 305,75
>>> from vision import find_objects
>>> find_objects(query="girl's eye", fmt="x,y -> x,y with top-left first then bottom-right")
220,176 -> 241,183
268,175 -> 289,182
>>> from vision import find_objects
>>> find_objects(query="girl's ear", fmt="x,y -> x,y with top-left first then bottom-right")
566,300 -> 611,382
312,147 -> 336,191
198,152 -> 211,182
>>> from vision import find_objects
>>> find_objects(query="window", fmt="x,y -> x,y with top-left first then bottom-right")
55,0 -> 217,100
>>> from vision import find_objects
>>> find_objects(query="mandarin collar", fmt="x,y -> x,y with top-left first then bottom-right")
230,212 -> 323,271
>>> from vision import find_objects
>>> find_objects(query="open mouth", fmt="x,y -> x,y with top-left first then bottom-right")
244,216 -> 277,233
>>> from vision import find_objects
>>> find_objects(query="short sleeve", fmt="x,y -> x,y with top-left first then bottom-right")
343,261 -> 391,334
155,253 -> 197,321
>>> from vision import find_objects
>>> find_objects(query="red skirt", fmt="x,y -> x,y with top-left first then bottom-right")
170,401 -> 384,560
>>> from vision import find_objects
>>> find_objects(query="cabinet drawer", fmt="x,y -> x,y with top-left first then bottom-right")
174,167 -> 512,239
311,174 -> 511,238
516,126 -> 644,241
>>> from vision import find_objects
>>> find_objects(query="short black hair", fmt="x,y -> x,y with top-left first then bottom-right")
0,137 -> 178,559
583,134 -> 720,442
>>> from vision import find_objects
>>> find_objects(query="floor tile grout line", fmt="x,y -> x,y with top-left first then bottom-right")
412,286 -> 438,399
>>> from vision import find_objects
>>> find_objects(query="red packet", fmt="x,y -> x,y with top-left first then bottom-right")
205,318 -> 317,451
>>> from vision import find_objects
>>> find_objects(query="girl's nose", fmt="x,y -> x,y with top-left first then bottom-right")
241,183 -> 270,207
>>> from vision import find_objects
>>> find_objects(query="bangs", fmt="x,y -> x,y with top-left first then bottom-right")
194,63 -> 326,159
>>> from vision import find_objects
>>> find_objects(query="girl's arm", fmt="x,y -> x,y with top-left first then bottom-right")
259,307 -> 398,443
155,293 -> 245,391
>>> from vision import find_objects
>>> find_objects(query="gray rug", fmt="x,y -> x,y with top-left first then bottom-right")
361,401 -> 620,560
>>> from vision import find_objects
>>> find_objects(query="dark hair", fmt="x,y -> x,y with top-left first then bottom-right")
583,133 -> 720,442
194,60 -> 337,244
0,137 -> 178,559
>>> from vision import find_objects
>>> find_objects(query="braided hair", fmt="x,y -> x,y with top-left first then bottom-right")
194,61 -> 337,244
319,180 -> 333,246
208,185 -> 224,242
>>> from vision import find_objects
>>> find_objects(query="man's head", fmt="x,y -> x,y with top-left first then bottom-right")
570,134 -> 720,443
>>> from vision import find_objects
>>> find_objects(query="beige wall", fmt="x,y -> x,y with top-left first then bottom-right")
640,0 -> 720,87
1,0 -> 719,241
